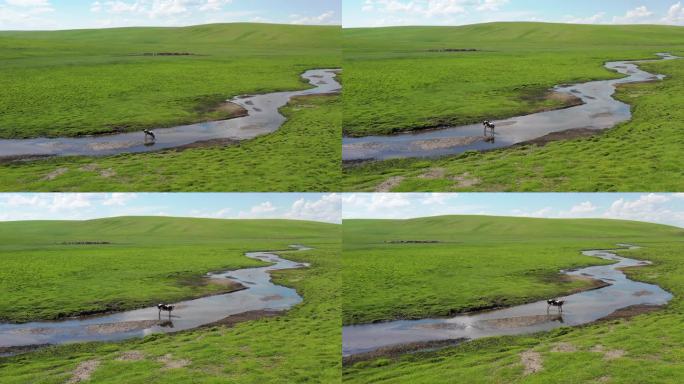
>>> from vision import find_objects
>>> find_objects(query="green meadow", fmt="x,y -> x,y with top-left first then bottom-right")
0,216 -> 341,383
0,23 -> 339,138
343,215 -> 684,383
0,95 -> 340,191
0,23 -> 340,191
342,22 -> 684,191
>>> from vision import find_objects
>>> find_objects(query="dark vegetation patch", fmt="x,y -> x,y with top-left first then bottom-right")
384,240 -> 442,244
427,48 -> 479,52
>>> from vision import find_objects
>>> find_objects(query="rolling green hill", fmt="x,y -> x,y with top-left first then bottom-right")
343,215 -> 684,383
343,215 -> 683,324
0,23 -> 340,138
0,216 -> 341,383
342,22 -> 684,191
0,23 -> 341,192
0,216 -> 338,322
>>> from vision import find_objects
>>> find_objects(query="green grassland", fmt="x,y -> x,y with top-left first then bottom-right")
342,22 -> 684,191
0,216 -> 337,322
0,24 -> 340,192
0,23 -> 339,138
0,216 -> 341,383
0,94 -> 340,191
343,215 -> 684,383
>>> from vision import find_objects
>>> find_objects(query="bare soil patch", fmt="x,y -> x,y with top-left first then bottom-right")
520,350 -> 543,375
591,345 -> 626,360
42,167 -> 68,180
418,167 -> 447,179
602,304 -> 663,321
116,350 -> 145,361
214,101 -> 248,118
551,342 -> 577,353
375,176 -> 405,192
157,354 -> 191,370
517,127 -> 602,147
202,309 -> 283,329
205,277 -> 245,290
67,360 -> 100,383
560,274 -> 611,293
451,172 -> 481,188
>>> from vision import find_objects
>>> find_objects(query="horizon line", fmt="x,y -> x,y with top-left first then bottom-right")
0,21 -> 342,33
341,20 -> 684,29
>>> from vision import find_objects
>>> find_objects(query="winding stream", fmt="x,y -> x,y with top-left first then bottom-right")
0,245 -> 310,350
0,69 -> 340,159
342,245 -> 672,356
343,53 -> 678,161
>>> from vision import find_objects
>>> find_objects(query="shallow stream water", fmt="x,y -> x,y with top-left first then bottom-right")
0,69 -> 340,159
343,53 -> 678,161
342,245 -> 672,356
0,245 -> 310,349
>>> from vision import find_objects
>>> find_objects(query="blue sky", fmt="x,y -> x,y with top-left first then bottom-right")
342,193 -> 684,228
0,193 -> 342,223
343,0 -> 684,27
0,0 -> 340,30
3,193 -> 684,227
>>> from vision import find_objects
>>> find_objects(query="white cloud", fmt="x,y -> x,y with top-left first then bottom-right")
663,1 -> 684,24
343,193 -> 411,214
5,0 -> 50,7
602,193 -> 684,226
0,0 -> 55,29
89,0 -> 233,18
421,193 -> 452,205
104,0 -> 143,14
476,0 -> 508,12
199,0 -> 231,12
250,201 -> 277,214
613,5 -> 654,24
565,12 -> 606,24
361,0 -> 469,17
6,194 -> 94,218
569,201 -> 598,214
285,193 -> 341,223
290,10 -> 336,25
90,1 -> 102,12
103,193 -> 138,206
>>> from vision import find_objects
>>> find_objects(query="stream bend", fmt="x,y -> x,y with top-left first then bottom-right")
0,245 -> 311,350
343,53 -> 678,161
342,245 -> 672,356
0,69 -> 341,159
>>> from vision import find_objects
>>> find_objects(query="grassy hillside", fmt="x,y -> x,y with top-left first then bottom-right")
0,216 -> 338,322
0,231 -> 341,383
342,22 -> 684,191
0,23 -> 341,192
344,216 -> 684,383
343,22 -> 684,136
0,23 -> 340,138
343,215 -> 683,324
